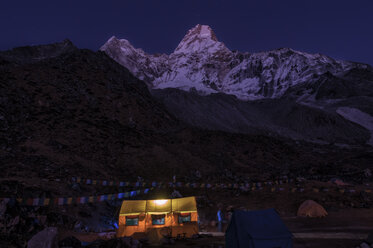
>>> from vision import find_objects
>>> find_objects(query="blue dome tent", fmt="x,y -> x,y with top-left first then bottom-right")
225,209 -> 292,248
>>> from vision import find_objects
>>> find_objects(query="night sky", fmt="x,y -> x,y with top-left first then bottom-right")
1,0 -> 372,65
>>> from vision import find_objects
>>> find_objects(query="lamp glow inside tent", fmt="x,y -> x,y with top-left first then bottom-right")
117,196 -> 198,238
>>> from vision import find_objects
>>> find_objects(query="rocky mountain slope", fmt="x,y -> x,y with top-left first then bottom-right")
152,89 -> 370,145
1,41 -> 372,187
0,39 -> 77,64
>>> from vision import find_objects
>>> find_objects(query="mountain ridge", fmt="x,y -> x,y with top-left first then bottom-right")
100,24 -> 371,100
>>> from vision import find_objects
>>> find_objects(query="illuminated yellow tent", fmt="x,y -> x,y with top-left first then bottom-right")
117,196 -> 198,238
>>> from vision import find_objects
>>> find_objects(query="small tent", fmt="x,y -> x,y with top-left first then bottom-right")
297,200 -> 327,218
117,196 -> 198,238
225,209 -> 292,248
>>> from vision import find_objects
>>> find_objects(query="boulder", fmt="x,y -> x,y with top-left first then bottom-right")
27,227 -> 58,248
360,242 -> 370,248
330,178 -> 348,186
0,199 -> 9,217
58,236 -> 82,248
364,169 -> 372,178
366,231 -> 373,245
297,200 -> 328,218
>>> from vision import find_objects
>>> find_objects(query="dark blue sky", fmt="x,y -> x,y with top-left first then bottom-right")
1,0 -> 372,65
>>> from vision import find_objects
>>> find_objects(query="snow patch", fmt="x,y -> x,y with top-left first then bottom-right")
337,107 -> 373,145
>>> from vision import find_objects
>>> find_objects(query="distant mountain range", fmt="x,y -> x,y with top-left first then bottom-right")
101,24 -> 371,100
101,24 -> 373,146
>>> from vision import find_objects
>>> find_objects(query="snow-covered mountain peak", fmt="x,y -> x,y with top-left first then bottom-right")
173,24 -> 231,55
100,35 -> 164,83
101,36 -> 145,55
185,24 -> 218,41
101,25 -> 368,100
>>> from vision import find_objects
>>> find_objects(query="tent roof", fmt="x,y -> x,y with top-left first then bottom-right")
230,209 -> 292,239
119,200 -> 146,216
120,196 -> 197,216
172,197 -> 197,213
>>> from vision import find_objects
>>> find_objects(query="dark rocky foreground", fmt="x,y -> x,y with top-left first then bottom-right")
0,41 -> 372,247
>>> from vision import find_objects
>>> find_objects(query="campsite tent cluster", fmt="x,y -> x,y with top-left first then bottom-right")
118,197 -> 328,247
117,196 -> 198,240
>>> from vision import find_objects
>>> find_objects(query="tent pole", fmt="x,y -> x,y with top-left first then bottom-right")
144,200 -> 147,233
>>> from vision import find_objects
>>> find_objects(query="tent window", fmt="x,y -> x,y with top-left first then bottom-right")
151,214 -> 165,225
125,216 -> 139,226
178,213 -> 191,223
